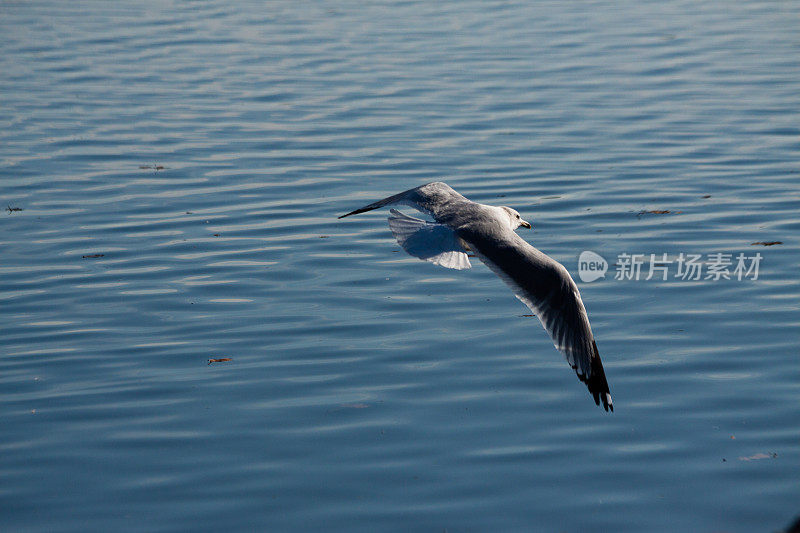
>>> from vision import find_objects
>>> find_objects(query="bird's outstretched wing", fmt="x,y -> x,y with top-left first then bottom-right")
338,182 -> 470,222
463,231 -> 613,411
387,210 -> 471,270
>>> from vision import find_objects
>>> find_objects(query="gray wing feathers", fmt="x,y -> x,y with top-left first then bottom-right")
388,209 -> 471,270
339,182 -> 470,221
464,232 -> 612,410
469,243 -> 591,375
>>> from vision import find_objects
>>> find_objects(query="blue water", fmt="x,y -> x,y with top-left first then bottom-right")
1,1 -> 798,531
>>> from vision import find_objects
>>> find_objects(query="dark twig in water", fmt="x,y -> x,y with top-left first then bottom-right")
637,209 -> 679,218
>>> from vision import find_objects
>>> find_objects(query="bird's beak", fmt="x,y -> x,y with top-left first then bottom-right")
520,219 -> 532,229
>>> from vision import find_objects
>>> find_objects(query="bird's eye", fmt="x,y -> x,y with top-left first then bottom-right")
516,214 -> 520,219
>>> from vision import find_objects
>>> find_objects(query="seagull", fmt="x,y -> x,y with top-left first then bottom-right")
339,182 -> 613,411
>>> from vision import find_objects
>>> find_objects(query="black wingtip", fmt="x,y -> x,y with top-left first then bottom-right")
338,209 -> 360,219
338,187 -> 419,221
581,340 -> 613,413
338,205 -> 382,219
338,208 -> 364,219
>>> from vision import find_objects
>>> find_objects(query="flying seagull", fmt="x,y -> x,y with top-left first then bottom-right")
339,182 -> 612,411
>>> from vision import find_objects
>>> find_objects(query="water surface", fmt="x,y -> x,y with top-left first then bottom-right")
1,1 -> 798,531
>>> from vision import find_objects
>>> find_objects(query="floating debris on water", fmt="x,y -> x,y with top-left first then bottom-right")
325,402 -> 373,415
637,209 -> 680,218
82,254 -> 105,259
738,452 -> 777,461
208,358 -> 232,365
341,403 -> 369,409
6,205 -> 23,213
751,241 -> 782,246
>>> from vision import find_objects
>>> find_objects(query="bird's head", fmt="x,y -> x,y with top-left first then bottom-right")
500,206 -> 532,230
